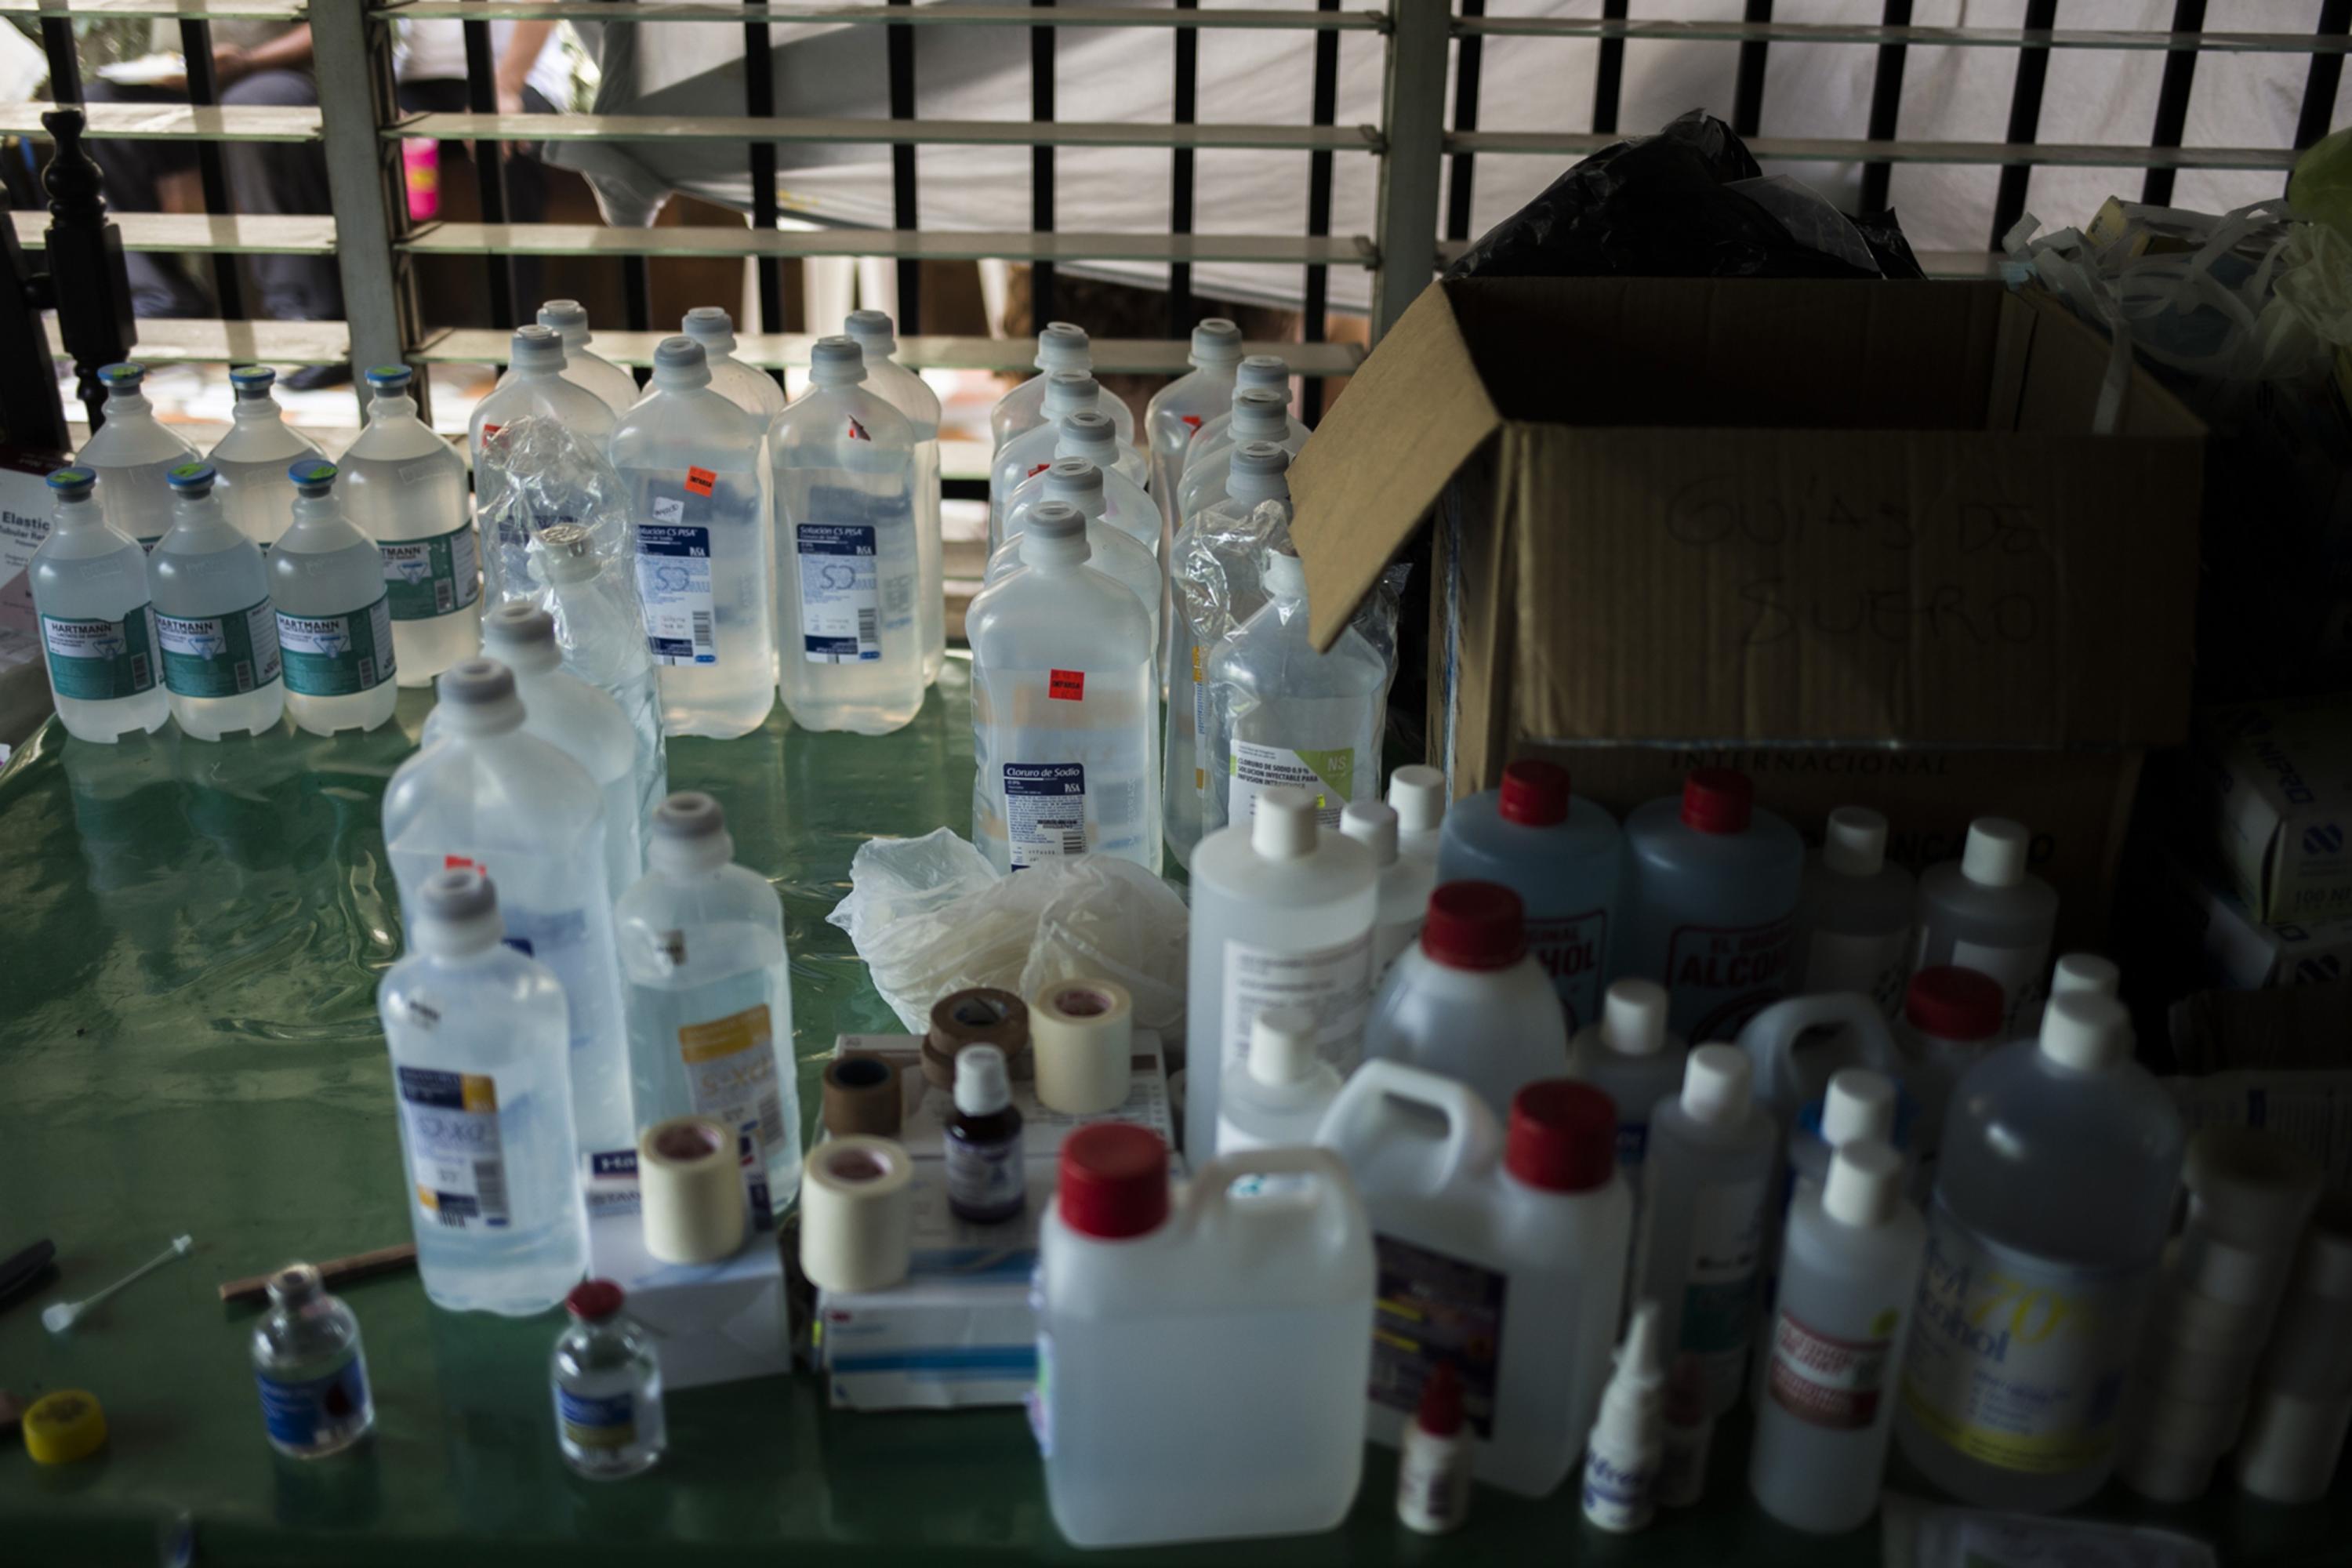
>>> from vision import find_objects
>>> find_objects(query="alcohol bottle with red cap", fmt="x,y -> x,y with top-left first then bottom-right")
550,1278 -> 666,1479
1316,1062 -> 1632,1497
1912,816 -> 2061,1038
1618,768 -> 1805,1040
1033,1123 -> 1374,1548
1437,759 -> 1622,1031
1894,966 -> 2005,1204
1793,805 -> 1915,1020
1362,881 -> 1572,1123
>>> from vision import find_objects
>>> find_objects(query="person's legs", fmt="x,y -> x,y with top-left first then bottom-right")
79,81 -> 210,318
217,68 -> 342,321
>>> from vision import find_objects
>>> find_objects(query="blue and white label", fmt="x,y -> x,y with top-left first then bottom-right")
557,1387 -> 638,1452
1002,762 -> 1087,869
635,523 -> 716,666
256,1358 -> 371,1450
395,1065 -> 510,1229
795,522 -> 880,663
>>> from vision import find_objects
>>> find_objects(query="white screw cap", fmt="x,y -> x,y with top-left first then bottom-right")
1248,1007 -> 1318,1087
1601,978 -> 1670,1058
1961,817 -> 2031,887
1340,800 -> 1399,866
1250,786 -> 1318,862
1388,764 -> 1446,834
1679,1044 -> 1751,1125
2051,952 -> 2122,1000
2038,992 -> 2130,1072
953,1044 -> 1012,1117
1823,1139 -> 1904,1228
1823,806 -> 1889,878
1820,1068 -> 1897,1148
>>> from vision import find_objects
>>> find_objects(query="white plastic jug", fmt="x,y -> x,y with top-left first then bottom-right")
1734,990 -> 1903,1131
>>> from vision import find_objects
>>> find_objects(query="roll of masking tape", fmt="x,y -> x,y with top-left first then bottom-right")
823,1053 -> 903,1138
800,1137 -> 916,1294
639,1116 -> 748,1265
1030,978 -> 1135,1115
924,988 -> 1030,1090
23,1389 -> 107,1465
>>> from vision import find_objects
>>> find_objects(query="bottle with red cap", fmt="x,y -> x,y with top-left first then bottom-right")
1911,815 -> 2060,1038
1034,1123 -> 1374,1548
1895,965 -> 2005,1203
1396,1361 -> 1472,1534
1793,805 -> 1915,1020
1437,758 -> 1623,1031
1362,882 -> 1573,1123
1315,1061 -> 1632,1497
1618,768 -> 1804,1040
550,1278 -> 666,1479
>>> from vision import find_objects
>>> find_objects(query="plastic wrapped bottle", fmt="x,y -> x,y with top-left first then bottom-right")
1438,759 -> 1623,1031
771,335 -> 924,735
270,459 -> 397,737
552,1279 -> 666,1479
609,336 -> 775,739
74,361 -> 199,549
151,463 -> 285,740
469,325 -> 619,603
1175,387 -> 1307,528
1912,817 -> 2060,1037
1794,805 -> 1914,1018
250,1261 -> 374,1460
844,309 -> 946,686
989,321 -> 1136,453
1145,318 -> 1244,525
1617,768 -> 1803,1041
1000,409 -> 1157,554
1567,978 -> 1689,1208
680,307 -> 787,423
527,299 -> 641,417
207,365 -> 325,550
982,461 -> 1160,659
1215,1007 -> 1344,1153
1341,801 -> 1425,984
529,522 -> 668,833
30,467 -> 168,743
1184,354 -> 1302,476
1363,883 -> 1571,1123
336,365 -> 479,687
991,371 -> 1126,544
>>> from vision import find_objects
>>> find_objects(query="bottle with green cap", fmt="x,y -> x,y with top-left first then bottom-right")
31,466 -> 169,742
336,363 -> 479,687
151,462 -> 284,740
207,365 -> 325,550
72,361 -> 199,550
268,460 -> 395,735
844,309 -> 945,686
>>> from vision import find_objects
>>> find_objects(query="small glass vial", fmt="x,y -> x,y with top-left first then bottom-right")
946,1044 -> 1026,1223
552,1279 -> 666,1480
251,1262 -> 375,1459
1396,1361 -> 1472,1535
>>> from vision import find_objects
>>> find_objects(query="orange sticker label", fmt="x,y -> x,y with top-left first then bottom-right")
684,466 -> 717,498
1048,669 -> 1085,701
481,423 -> 503,439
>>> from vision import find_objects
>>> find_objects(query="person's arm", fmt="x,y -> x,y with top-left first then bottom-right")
495,20 -> 557,116
213,24 -> 313,86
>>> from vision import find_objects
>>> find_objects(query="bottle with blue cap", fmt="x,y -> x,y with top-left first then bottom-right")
468,325 -> 618,603
30,466 -> 169,742
509,299 -> 639,417
1145,319 -> 1245,533
206,365 -> 325,550
844,310 -> 946,686
151,462 -> 284,740
336,364 -> 478,686
1183,354 -> 1306,478
679,307 -> 786,422
270,459 -> 395,736
72,362 -> 199,550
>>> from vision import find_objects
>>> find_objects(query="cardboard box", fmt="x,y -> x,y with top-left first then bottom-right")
2143,847 -> 2352,993
2190,693 -> 2352,924
587,1192 -> 789,1392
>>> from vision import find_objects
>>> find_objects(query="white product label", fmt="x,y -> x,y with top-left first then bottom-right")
634,523 -> 716,667
1581,1442 -> 1657,1532
678,1004 -> 785,1226
1951,937 -> 2049,1035
395,1066 -> 510,1229
1003,761 -> 1088,869
1805,927 -> 1911,1018
1679,1175 -> 1767,1409
796,521 -> 880,663
1220,929 -> 1374,1072
1525,909 -> 1609,1033
1768,1307 -> 1900,1430
1397,1431 -> 1472,1534
1228,740 -> 1356,827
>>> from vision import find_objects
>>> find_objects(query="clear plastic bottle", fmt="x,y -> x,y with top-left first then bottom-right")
469,325 -> 618,603
336,365 -> 480,687
1000,410 -> 1158,555
844,309 -> 946,686
771,335 -> 924,735
1795,806 -> 1915,1019
1183,354 -> 1303,476
1175,387 -> 1307,528
991,371 -> 1124,544
1363,883 -> 1572,1123
967,500 -> 1159,874
984,460 -> 1160,661
989,321 -> 1136,453
251,1261 -> 374,1460
270,459 -> 397,736
679,307 -> 788,423
529,522 -> 669,834
1341,801 -> 1426,984
610,336 -> 775,739
1438,759 -> 1624,1031
1146,318 -> 1243,532
1388,763 -> 1447,869
1894,965 -> 2005,1206
151,462 -> 285,740
1912,817 -> 2060,1038
1214,1006 -> 1344,1152
1896,994 -> 2186,1512
1617,768 -> 1804,1042
30,467 -> 169,743
526,299 -> 642,417
1567,978 -> 1690,1207
208,365 -> 324,550
376,865 -> 590,1316
614,793 -> 802,1219
552,1279 -> 666,1479
74,361 -> 199,550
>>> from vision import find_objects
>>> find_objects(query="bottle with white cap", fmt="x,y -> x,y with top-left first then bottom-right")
1185,785 -> 1377,1159
206,365 -> 325,550
1439,759 -> 1624,1031
1182,354 -> 1305,477
1793,806 -> 1914,1019
2016,950 -> 2121,1039
982,459 -> 1160,660
29,467 -> 169,743
614,792 -> 801,1220
377,865 -> 590,1316
336,364 -> 478,686
990,372 -> 1130,545
966,499 -> 1159,874
270,459 -> 396,737
528,521 -> 669,834
151,463 -> 285,741
609,336 -> 775,739
1175,387 -> 1307,529
1749,1138 -> 1926,1533
989,321 -> 1137,454
679,307 -> 786,423
1341,801 -> 1425,983
1581,1300 -> 1666,1532
771,335 -> 924,735
843,310 -> 946,686
469,325 -> 619,603
1388,764 -> 1447,862
1000,411 -> 1158,555
1214,1007 -> 1343,1152
1894,965 -> 2005,1204
1895,993 -> 2187,1512
946,1044 -> 1026,1224
1912,816 -> 2060,1037
1363,883 -> 1571,1124
385,658 -> 635,1176
1618,769 -> 1804,1042
1629,1044 -> 1778,1418
525,299 -> 641,417
74,361 -> 200,550
1146,319 -> 1246,521
1567,978 -> 1689,1206
1784,1067 -> 1901,1213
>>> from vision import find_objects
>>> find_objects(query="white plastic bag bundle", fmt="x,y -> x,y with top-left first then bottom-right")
476,413 -> 637,602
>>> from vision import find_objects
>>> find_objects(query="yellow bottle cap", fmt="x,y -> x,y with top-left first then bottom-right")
23,1389 -> 107,1465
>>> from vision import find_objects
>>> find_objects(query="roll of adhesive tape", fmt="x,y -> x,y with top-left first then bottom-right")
823,1053 -> 903,1137
639,1116 -> 748,1265
1030,978 -> 1135,1116
800,1137 -> 915,1294
924,988 -> 1029,1090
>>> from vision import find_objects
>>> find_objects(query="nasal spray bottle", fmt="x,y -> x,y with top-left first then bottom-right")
1583,1301 -> 1666,1533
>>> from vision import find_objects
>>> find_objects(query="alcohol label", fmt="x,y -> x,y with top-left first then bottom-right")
396,1066 -> 510,1229
557,1388 -> 637,1450
1806,927 -> 1911,1018
1220,929 -> 1373,1071
1769,1307 -> 1898,1430
1228,740 -> 1356,827
796,521 -> 880,663
1526,908 -> 1609,1032
40,608 -> 157,701
1369,1233 -> 1508,1439
677,1004 -> 786,1223
158,600 -> 281,697
381,522 -> 480,621
1004,761 -> 1087,869
278,596 -> 395,695
1951,937 -> 2049,1036
635,523 -> 717,666
1664,915 -> 1796,1040
256,1358 -> 370,1448
1680,1175 -> 1766,1410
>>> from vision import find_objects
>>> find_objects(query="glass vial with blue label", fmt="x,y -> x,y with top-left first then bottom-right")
946,1045 -> 1025,1224
252,1262 -> 374,1459
552,1279 -> 665,1480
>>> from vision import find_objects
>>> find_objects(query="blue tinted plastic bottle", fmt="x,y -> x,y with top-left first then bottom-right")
1436,760 -> 1621,1032
1617,769 -> 1803,1042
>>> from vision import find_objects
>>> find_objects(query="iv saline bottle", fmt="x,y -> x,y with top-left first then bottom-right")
1912,816 -> 2060,1037
251,1261 -> 374,1460
989,321 -> 1136,453
531,522 -> 670,837
75,361 -> 198,550
982,459 -> 1160,660
1895,965 -> 2005,1205
526,299 -> 641,417
1568,978 -> 1689,1207
1146,318 -> 1244,531
772,336 -> 924,735
680,307 -> 786,423
845,309 -> 946,686
207,365 -> 324,550
1001,412 -> 1159,555
30,467 -> 168,743
1794,805 -> 1915,1019
1363,883 -> 1572,1123
1583,1301 -> 1667,1533
270,459 -> 397,736
376,866 -> 590,1316
991,371 -> 1124,545
610,336 -> 775,739
1439,759 -> 1623,1031
967,500 -> 1160,873
1619,768 -> 1803,1042
469,325 -> 618,602
1176,387 -> 1305,528
946,1044 -> 1026,1224
336,364 -> 479,687
1341,800 -> 1427,983
551,1279 -> 666,1480
151,463 -> 285,740
614,793 -> 802,1218
1215,1006 -> 1345,1153
1185,354 -> 1308,475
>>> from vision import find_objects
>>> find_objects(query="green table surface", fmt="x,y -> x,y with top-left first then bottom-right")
1,662 -> 2343,1565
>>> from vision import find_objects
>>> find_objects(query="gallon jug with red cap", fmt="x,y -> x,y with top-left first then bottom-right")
1361,882 -> 1572,1122
1033,1123 -> 1374,1548
1617,768 -> 1804,1041
1316,1062 -> 1632,1497
1437,759 -> 1622,1030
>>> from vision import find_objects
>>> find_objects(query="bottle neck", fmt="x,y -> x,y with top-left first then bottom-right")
1227,476 -> 1290,511
368,392 -> 419,424
808,371 -> 862,393
106,390 -> 155,422
1020,534 -> 1091,569
650,368 -> 713,394
1058,434 -> 1119,471
649,834 -> 732,878
231,397 -> 284,426
53,497 -> 101,532
1233,412 -> 1287,442
289,495 -> 340,530
1041,480 -> 1105,521
417,915 -> 503,962
435,699 -> 525,738
849,333 -> 895,365
487,641 -> 560,677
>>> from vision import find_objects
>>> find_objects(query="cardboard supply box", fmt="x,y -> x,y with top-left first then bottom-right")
2143,846 -> 2352,993
2190,692 -> 2352,924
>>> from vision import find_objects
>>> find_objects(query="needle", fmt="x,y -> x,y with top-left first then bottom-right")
41,1236 -> 195,1334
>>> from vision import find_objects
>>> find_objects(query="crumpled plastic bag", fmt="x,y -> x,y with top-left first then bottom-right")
476,414 -> 637,604
1173,497 -> 1409,670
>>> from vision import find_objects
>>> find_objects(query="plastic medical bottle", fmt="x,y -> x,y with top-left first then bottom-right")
1001,410 -> 1157,554
1794,805 -> 1914,1019
1146,318 -> 1244,527
989,321 -> 1135,453
1215,1007 -> 1343,1152
1582,1301 -> 1666,1532
1751,1139 -> 1926,1533
551,1279 -> 666,1479
30,467 -> 168,743
1896,993 -> 2186,1512
1034,1123 -> 1374,1548
679,307 -> 786,423
1895,965 -> 2004,1205
844,309 -> 946,685
1439,759 -> 1623,1031
1176,387 -> 1306,528
1319,1063 -> 1632,1496
1913,816 -> 2060,1037
1341,801 -> 1425,983
384,659 -> 633,1174
1632,1044 -> 1777,1417
469,325 -> 619,603
336,364 -> 479,686
982,460 -> 1160,659
251,1261 -> 374,1460
207,365 -> 324,549
270,459 -> 397,736
1396,1362 -> 1472,1535
376,866 -> 590,1316
946,1044 -> 1026,1224
772,335 -> 924,735
1390,761 -> 1446,856
531,522 -> 669,834
1185,354 -> 1305,474
1364,883 -> 1571,1124
151,463 -> 285,740
1618,768 -> 1804,1041
529,299 -> 641,417
1567,978 -> 1689,1203
1784,1068 -> 1900,1213
610,336 -> 775,739
991,371 -> 1123,544
1185,786 -> 1377,1159
74,361 -> 198,549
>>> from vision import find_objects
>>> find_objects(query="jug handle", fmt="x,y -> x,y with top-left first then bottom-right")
1735,990 -> 1898,1107
1187,1147 -> 1367,1263
1311,1058 -> 1500,1193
